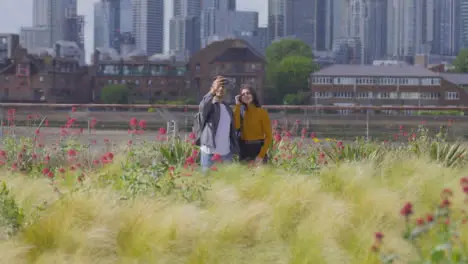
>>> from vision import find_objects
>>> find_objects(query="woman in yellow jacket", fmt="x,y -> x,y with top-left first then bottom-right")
234,85 -> 272,163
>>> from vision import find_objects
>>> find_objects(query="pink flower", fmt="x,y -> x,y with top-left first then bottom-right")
67,149 -> 77,157
211,154 -> 222,162
129,117 -> 138,128
159,127 -> 167,135
138,120 -> 147,129
274,133 -> 282,142
188,132 -> 196,140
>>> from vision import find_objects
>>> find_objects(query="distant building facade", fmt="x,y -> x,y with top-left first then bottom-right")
310,64 -> 468,109
91,51 -> 188,103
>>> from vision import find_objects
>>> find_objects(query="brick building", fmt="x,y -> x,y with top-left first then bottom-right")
91,50 -> 189,103
188,38 -> 265,103
310,64 -> 468,109
0,43 -> 91,103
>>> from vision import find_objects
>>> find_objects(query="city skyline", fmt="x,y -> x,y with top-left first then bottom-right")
0,0 -> 267,60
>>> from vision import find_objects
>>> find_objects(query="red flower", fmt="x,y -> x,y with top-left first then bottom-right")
461,177 -> 468,186
72,106 -> 77,112
44,119 -> 49,126
416,217 -> 425,226
106,152 -> 114,160
441,188 -> 453,199
0,150 -> 6,157
128,140 -> 133,145
93,159 -> 100,165
426,214 -> 434,222
374,232 -> 383,241
310,132 -> 316,139
463,186 -> 468,194
337,141 -> 344,149
188,132 -> 196,140
440,199 -> 451,208
58,168 -> 66,173
274,133 -> 282,142
400,202 -> 413,217
129,117 -> 138,128
185,156 -> 195,165
211,154 -> 222,162
42,168 -> 50,175
47,172 -> 54,178
138,120 -> 147,129
67,149 -> 77,157
159,127 -> 167,135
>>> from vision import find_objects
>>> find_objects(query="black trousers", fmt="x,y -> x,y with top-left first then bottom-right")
239,140 -> 268,163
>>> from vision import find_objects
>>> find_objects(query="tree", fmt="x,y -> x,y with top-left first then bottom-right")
265,39 -> 319,104
265,39 -> 313,64
100,84 -> 129,104
453,49 -> 468,73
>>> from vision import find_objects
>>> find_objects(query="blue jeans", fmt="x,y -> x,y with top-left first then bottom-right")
200,152 -> 233,172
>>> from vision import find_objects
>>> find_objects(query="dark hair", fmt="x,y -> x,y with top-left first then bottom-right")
240,84 -> 261,108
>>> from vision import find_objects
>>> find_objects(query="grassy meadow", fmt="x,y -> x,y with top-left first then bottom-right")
0,111 -> 467,263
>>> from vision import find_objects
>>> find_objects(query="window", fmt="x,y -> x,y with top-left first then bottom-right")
334,92 -> 353,98
420,92 -> 439,100
400,92 -> 419,99
421,78 -> 441,86
333,77 -> 355,85
357,92 -> 372,99
377,92 -> 398,99
357,78 -> 376,85
379,78 -> 397,85
313,77 -> 332,84
446,92 -> 459,100
314,92 -> 332,98
402,78 -> 419,85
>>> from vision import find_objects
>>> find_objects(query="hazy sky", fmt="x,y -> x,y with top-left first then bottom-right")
0,0 -> 267,60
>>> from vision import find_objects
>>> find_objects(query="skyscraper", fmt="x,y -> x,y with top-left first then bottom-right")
461,0 -> 468,48
21,0 -> 78,52
93,0 -> 121,51
267,0 -> 315,48
120,0 -> 133,34
267,0 -> 292,42
344,0 -> 387,64
133,0 -> 165,54
387,0 -> 432,60
314,0 -> 333,51
170,0 -> 201,56
433,0 -> 460,56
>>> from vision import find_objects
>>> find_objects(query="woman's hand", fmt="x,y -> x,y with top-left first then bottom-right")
235,95 -> 241,105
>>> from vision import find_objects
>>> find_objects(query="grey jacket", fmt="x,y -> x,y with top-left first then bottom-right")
198,92 -> 239,154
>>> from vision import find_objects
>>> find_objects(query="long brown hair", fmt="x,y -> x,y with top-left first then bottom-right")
240,84 -> 261,107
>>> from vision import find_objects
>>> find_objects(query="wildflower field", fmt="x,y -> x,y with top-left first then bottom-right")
0,109 -> 468,264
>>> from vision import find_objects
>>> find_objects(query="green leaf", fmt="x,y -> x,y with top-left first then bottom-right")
431,244 -> 451,262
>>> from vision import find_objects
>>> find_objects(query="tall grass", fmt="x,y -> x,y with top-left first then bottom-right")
0,152 -> 466,264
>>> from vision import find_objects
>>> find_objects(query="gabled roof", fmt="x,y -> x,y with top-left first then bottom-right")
312,64 -> 439,77
439,73 -> 468,85
189,38 -> 265,65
